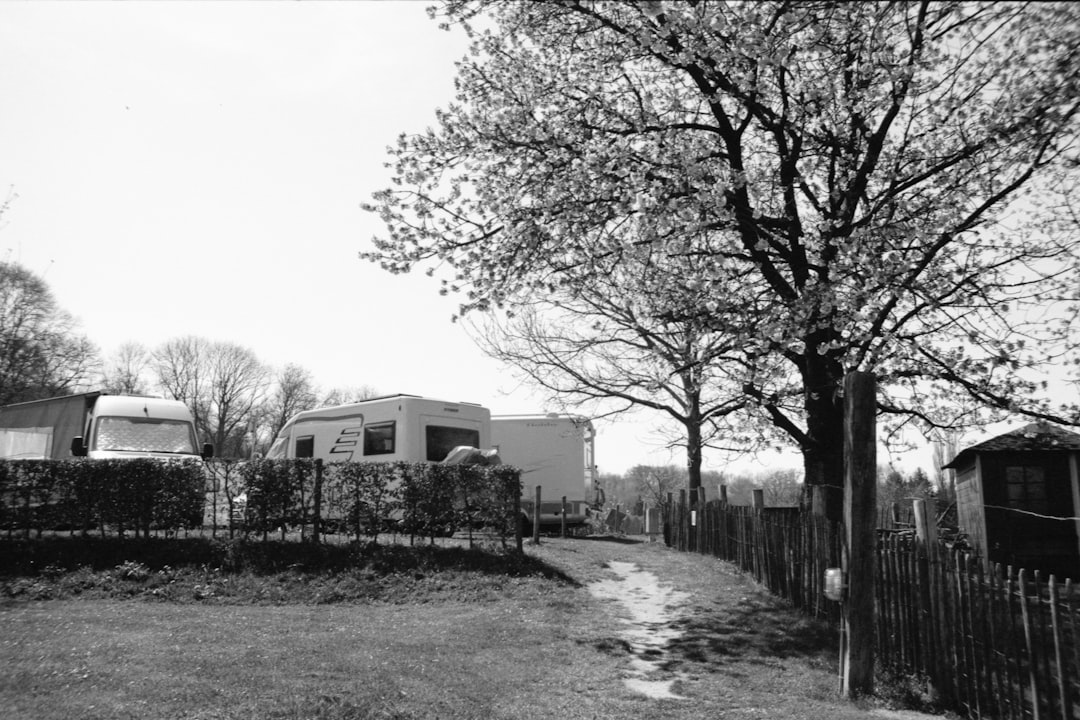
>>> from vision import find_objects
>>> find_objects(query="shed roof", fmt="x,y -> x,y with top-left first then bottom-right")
943,422 -> 1080,469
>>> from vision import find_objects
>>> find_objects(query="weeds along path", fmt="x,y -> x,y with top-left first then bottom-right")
527,536 -> 954,720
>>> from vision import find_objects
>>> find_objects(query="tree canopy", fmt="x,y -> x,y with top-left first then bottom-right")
364,1 -> 1080,515
0,261 -> 98,404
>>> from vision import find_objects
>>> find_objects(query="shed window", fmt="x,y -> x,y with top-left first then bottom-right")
1005,465 -> 1049,514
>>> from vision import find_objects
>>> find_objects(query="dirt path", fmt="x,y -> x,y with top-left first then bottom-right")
527,535 -> 956,720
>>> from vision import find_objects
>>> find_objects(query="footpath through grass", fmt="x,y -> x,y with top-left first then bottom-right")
0,534 -> 954,720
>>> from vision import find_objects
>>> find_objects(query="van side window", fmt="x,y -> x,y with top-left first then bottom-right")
364,422 -> 396,456
295,435 -> 315,459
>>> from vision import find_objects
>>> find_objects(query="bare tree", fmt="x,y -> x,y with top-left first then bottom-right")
151,337 -> 269,457
626,464 -> 685,510
152,336 -> 209,431
0,261 -> 98,404
100,342 -> 151,395
204,342 -> 270,458
263,363 -> 319,440
319,384 -> 380,407
470,251 -> 756,493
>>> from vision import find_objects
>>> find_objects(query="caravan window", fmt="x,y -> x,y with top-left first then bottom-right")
295,435 -> 315,459
425,425 -> 480,462
363,422 -> 396,456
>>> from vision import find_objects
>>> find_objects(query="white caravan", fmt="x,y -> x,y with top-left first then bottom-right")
491,413 -> 599,527
264,394 -> 491,463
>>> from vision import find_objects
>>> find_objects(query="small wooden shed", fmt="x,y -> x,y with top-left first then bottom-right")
944,422 -> 1080,580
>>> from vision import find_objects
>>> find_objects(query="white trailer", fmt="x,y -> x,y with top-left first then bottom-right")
0,392 -> 211,461
264,394 -> 491,463
491,413 -> 599,527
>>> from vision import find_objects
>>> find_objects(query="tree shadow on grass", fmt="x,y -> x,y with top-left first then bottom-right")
576,534 -> 645,545
663,589 -> 837,673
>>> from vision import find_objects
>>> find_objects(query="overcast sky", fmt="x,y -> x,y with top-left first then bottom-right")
0,1 -> 946,477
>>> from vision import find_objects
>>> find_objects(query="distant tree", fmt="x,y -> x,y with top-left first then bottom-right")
878,465 -> 936,514
931,430 -> 960,499
204,342 -> 270,458
319,384 -> 380,408
759,468 -> 804,507
262,363 -> 319,440
594,470 -> 631,508
470,253 -> 753,495
152,336 -> 209,430
151,337 -> 270,457
719,474 -> 758,507
100,342 -> 151,395
626,464 -> 685,509
0,261 -> 98,404
365,2 -> 1080,519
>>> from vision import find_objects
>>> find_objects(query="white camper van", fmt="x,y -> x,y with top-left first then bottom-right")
491,413 -> 598,527
264,394 -> 491,463
0,392 -> 211,461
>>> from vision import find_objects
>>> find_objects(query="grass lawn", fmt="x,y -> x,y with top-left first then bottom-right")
0,535 -> 953,719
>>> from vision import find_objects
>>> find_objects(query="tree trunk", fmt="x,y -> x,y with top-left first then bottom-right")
802,350 -> 846,521
685,418 -> 703,501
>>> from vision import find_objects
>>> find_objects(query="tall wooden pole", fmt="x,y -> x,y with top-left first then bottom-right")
843,371 -> 876,697
533,485 -> 541,545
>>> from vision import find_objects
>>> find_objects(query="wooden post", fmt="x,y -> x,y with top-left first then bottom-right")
752,488 -> 764,511
843,371 -> 876,697
560,496 -> 567,538
678,489 -> 687,551
697,487 -> 707,553
719,484 -> 728,505
514,492 -> 523,553
533,485 -> 541,545
312,459 -> 323,544
665,491 -> 673,546
913,498 -> 942,703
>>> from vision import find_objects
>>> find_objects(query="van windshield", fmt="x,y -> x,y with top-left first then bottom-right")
93,417 -> 197,454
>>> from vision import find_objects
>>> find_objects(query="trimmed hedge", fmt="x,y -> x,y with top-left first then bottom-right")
1,459 -> 522,546
0,459 -> 203,538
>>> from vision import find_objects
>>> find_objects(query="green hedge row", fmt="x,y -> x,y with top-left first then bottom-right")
1,459 -> 523,545
0,459 -> 204,539
210,459 -> 522,545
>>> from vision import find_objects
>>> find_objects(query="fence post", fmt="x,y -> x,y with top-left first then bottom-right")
312,459 -> 323,544
843,370 -> 877,698
913,498 -> 944,703
698,487 -> 707,554
561,496 -> 567,538
533,485 -> 541,545
678,489 -> 687,551
665,491 -> 673,546
719,484 -> 728,505
514,490 -> 523,553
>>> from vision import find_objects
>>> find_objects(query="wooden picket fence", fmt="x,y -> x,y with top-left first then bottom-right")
664,495 -> 1080,719
664,494 -> 843,622
877,532 -> 1079,720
